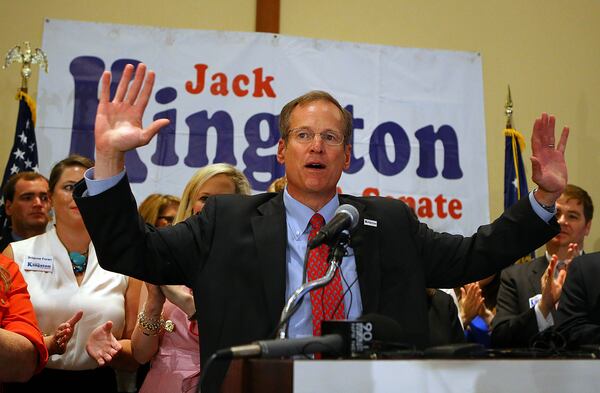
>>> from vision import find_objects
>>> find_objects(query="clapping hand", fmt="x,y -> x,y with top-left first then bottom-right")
560,242 -> 580,272
539,254 -> 568,317
86,321 -> 122,366
459,283 -> 484,326
48,310 -> 83,355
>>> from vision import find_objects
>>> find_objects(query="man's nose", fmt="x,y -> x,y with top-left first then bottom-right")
309,134 -> 325,151
557,213 -> 567,225
32,196 -> 47,207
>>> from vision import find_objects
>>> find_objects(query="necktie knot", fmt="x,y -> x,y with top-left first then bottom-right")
310,213 -> 325,231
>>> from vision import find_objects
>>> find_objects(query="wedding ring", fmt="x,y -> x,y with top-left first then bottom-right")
547,144 -> 555,148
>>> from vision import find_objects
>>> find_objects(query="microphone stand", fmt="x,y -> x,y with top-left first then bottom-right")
276,231 -> 351,340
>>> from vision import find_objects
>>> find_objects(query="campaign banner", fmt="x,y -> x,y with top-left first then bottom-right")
37,19 -> 489,234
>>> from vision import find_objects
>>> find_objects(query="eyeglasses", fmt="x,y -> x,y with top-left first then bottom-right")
288,128 -> 345,146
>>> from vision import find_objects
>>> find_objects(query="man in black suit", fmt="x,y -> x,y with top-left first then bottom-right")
427,288 -> 465,346
73,64 -> 569,390
556,252 -> 600,346
492,184 -> 593,348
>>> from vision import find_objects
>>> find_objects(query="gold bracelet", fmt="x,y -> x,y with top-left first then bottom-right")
137,311 -> 162,335
137,311 -> 175,335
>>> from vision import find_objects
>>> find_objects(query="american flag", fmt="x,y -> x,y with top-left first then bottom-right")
504,127 -> 528,208
0,91 -> 40,234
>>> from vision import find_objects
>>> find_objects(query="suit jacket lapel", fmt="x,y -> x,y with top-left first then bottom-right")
529,256 -> 547,295
340,196 -> 381,314
252,194 -> 288,330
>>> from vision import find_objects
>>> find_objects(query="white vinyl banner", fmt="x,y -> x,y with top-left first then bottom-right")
38,19 -> 489,235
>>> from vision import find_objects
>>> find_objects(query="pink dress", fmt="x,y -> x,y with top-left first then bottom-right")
139,295 -> 200,393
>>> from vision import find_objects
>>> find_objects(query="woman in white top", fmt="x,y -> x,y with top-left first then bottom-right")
2,155 -> 141,392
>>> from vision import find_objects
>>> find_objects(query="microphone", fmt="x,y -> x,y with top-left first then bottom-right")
215,314 -> 404,360
215,335 -> 344,359
308,204 -> 359,249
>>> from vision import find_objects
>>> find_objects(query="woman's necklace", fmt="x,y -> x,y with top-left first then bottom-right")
55,227 -> 90,275
69,251 -> 88,274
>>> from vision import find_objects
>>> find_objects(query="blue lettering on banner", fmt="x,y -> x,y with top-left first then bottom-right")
369,121 -> 411,176
69,56 -> 104,159
184,110 -> 236,168
242,112 -> 284,190
68,56 -> 464,190
414,125 -> 463,179
152,87 -> 179,166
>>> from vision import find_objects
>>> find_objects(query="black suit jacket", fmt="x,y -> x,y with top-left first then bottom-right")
556,252 -> 600,347
427,289 -> 465,346
491,256 -> 552,348
73,176 -> 557,389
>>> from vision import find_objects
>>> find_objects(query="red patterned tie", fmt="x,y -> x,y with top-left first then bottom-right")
307,213 -> 345,337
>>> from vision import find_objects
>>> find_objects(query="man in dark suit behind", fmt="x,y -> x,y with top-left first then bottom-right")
492,184 -> 593,348
556,252 -> 600,346
73,64 -> 569,391
427,288 -> 465,346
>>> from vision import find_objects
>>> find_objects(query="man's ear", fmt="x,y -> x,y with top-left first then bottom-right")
276,139 -> 286,165
584,220 -> 592,237
343,144 -> 352,170
4,199 -> 13,217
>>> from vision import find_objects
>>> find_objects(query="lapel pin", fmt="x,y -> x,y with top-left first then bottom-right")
363,218 -> 377,227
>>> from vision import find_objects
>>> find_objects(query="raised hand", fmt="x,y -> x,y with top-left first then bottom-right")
94,63 -> 170,179
539,254 -> 568,317
86,321 -> 122,366
48,310 -> 83,355
530,113 -> 569,206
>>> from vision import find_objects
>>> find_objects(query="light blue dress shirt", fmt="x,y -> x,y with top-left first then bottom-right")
281,188 -> 362,338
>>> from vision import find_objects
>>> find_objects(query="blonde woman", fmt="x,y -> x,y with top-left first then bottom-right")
138,194 -> 180,228
174,163 -> 251,222
267,175 -> 287,193
133,163 -> 250,393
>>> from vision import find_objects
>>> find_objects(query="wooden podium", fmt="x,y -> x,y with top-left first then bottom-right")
220,359 -> 292,393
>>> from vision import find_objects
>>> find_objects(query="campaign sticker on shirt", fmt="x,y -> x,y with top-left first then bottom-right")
529,293 -> 542,309
23,255 -> 54,273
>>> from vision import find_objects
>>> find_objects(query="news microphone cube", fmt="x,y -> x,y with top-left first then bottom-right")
321,319 -> 374,359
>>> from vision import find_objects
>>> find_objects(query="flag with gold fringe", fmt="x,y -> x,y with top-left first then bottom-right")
504,126 -> 535,261
504,128 -> 528,208
0,91 -> 40,239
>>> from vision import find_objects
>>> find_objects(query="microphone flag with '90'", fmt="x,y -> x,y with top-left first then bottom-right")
321,314 -> 405,358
